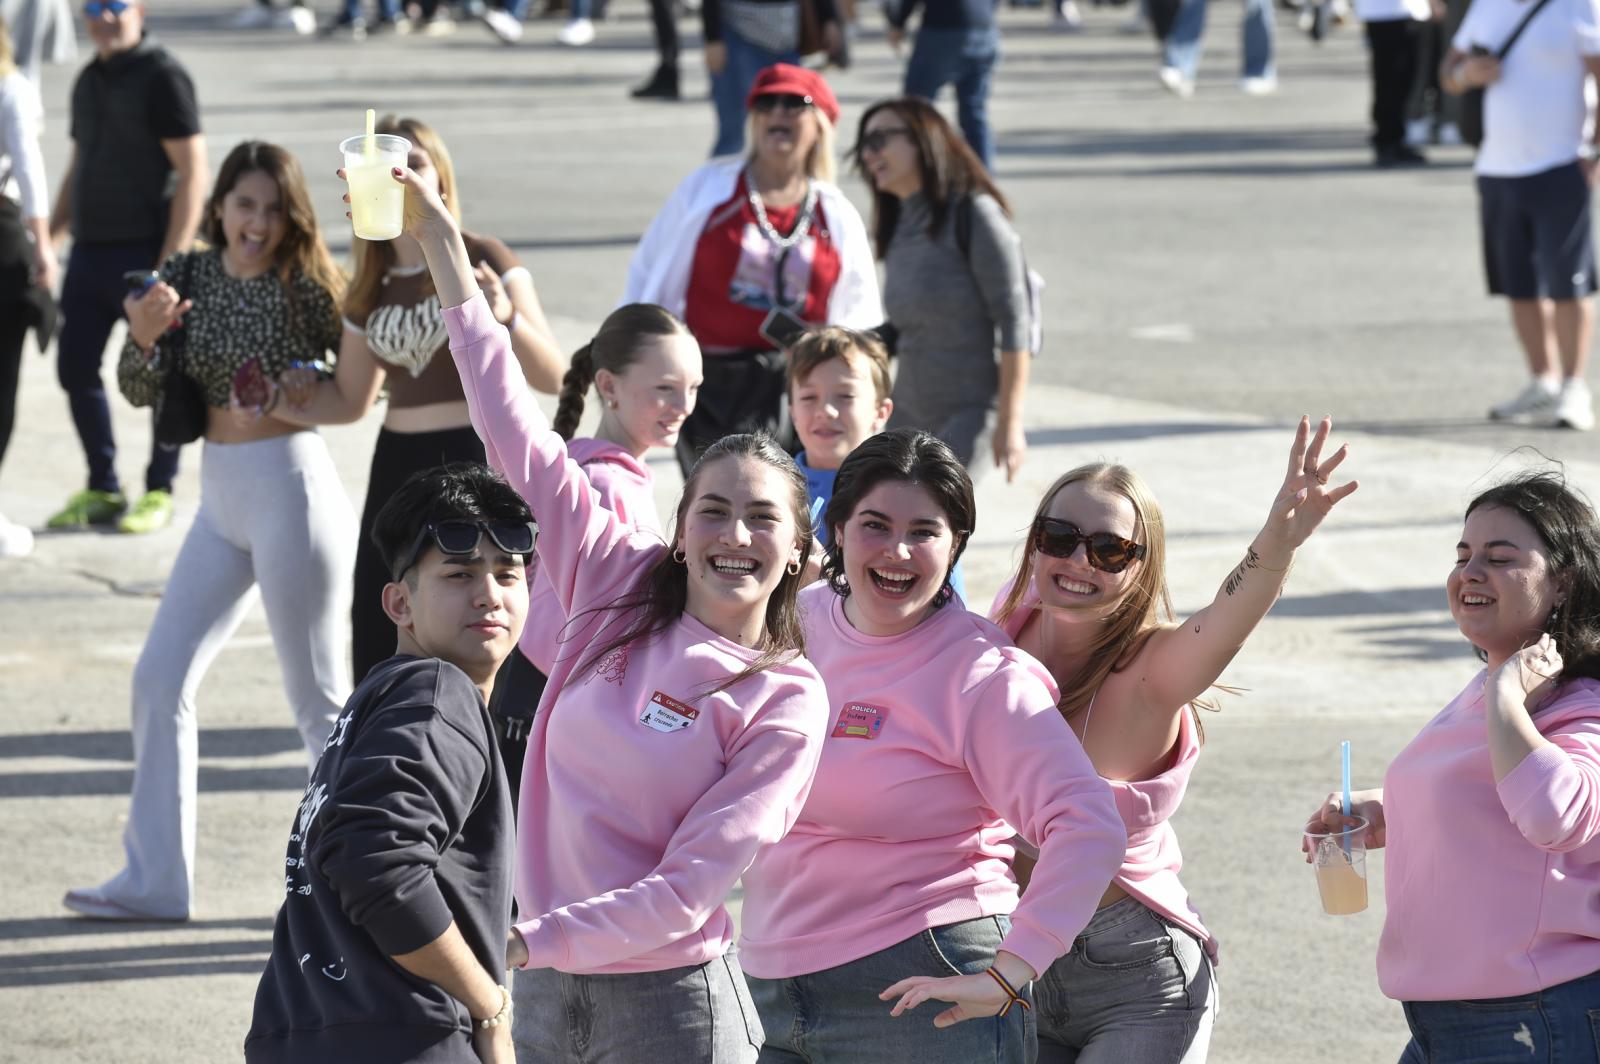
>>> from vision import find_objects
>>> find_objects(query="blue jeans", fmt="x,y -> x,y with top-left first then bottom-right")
1034,897 -> 1217,1063
341,0 -> 399,22
1398,969 -> 1600,1063
1162,0 -> 1274,81
747,915 -> 1034,1063
904,26 -> 1000,170
710,28 -> 798,157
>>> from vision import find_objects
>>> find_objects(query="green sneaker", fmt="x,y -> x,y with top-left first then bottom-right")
118,489 -> 176,535
46,489 -> 127,530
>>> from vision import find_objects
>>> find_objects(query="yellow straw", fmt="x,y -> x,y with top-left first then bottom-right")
363,108 -> 376,160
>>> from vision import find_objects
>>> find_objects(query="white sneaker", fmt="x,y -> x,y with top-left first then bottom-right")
1404,117 -> 1431,147
1053,0 -> 1084,30
481,6 -> 523,40
228,3 -> 276,28
1556,379 -> 1595,431
1488,377 -> 1560,422
1240,75 -> 1278,95
556,16 -> 594,44
1437,122 -> 1463,146
0,513 -> 33,558
1158,66 -> 1194,98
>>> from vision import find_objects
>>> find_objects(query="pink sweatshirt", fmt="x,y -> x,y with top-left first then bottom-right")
738,585 -> 1126,981
1378,672 -> 1600,1001
446,293 -> 831,975
992,583 -> 1216,962
521,438 -> 662,674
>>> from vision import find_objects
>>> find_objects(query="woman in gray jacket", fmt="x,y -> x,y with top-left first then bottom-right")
855,96 -> 1032,484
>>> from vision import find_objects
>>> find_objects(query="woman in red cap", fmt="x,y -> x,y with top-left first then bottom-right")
626,63 -> 882,477
701,2 -> 844,157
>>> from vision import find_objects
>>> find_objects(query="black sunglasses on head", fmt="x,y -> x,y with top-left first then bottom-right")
752,93 -> 814,114
394,520 -> 536,581
1031,517 -> 1146,574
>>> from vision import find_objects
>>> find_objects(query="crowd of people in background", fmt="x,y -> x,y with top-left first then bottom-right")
3,0 -> 1600,1061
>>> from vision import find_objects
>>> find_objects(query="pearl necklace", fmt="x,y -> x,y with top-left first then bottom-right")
747,180 -> 818,250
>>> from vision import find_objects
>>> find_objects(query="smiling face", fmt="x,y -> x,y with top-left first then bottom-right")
860,109 -> 923,199
678,456 -> 805,646
791,355 -> 892,471
1449,505 -> 1564,669
216,169 -> 287,277
752,98 -> 821,172
384,542 -> 529,689
596,333 -> 704,456
1031,479 -> 1144,623
836,479 -> 960,636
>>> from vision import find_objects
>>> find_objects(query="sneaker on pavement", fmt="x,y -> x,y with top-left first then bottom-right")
228,3 -> 276,28
1158,66 -> 1194,98
278,4 -> 318,31
0,513 -> 33,558
631,63 -> 680,99
118,489 -> 176,535
556,16 -> 594,43
1557,379 -> 1596,431
1404,117 -> 1432,147
325,13 -> 369,36
1240,75 -> 1277,95
1488,377 -> 1560,422
1053,0 -> 1085,29
481,6 -> 524,40
46,489 -> 127,530
1437,121 -> 1463,146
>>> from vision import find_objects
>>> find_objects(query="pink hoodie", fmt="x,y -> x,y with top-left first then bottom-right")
738,585 -> 1126,981
991,582 -> 1215,962
446,293 -> 831,975
1378,672 -> 1600,1001
522,438 -> 662,674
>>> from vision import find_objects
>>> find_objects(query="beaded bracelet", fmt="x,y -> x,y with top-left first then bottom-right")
477,984 -> 511,1030
984,968 -> 1031,1018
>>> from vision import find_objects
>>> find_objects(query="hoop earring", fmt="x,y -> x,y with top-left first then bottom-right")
786,559 -> 802,576
672,547 -> 686,564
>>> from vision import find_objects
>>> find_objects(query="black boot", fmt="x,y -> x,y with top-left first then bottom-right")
631,63 -> 680,100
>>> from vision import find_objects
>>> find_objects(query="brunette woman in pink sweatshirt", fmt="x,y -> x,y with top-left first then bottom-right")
738,427 -> 1128,1063
1306,470 -> 1600,1063
356,166 -> 831,1063
993,415 -> 1357,1063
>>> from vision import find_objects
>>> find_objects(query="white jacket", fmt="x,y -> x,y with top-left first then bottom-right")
623,158 -> 883,331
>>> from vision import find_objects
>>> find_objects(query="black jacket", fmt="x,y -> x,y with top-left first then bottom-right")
245,656 -> 514,1064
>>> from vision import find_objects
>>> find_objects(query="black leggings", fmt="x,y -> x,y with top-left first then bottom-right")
674,348 -> 794,476
0,201 -> 32,476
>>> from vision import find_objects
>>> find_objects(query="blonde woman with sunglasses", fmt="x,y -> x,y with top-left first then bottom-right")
987,416 -> 1358,1063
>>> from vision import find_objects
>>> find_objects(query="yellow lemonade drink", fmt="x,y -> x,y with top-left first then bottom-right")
1315,851 -> 1368,915
339,133 -> 411,242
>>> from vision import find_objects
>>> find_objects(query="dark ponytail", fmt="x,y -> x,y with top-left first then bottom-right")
548,303 -> 692,442
553,344 -> 596,441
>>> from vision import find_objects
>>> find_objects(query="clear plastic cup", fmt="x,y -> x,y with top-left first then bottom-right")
1304,816 -> 1369,915
339,133 -> 410,242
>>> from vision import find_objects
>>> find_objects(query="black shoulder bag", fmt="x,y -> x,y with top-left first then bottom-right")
152,252 -> 208,447
1460,0 -> 1557,149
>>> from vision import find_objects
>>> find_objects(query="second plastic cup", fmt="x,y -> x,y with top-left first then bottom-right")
340,133 -> 411,242
1304,816 -> 1369,915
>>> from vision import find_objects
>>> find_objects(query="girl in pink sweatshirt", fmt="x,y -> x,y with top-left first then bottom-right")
1306,471 -> 1600,1062
493,303 -> 703,804
994,416 -> 1356,1063
738,428 -> 1128,1063
380,167 -> 830,1063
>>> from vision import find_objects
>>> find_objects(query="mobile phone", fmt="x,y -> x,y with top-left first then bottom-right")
759,306 -> 810,350
123,270 -> 160,298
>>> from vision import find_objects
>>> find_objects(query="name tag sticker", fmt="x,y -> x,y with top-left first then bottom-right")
831,701 -> 889,740
639,691 -> 700,733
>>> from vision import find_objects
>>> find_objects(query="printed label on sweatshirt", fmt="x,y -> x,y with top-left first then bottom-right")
640,690 -> 700,733
832,701 -> 889,740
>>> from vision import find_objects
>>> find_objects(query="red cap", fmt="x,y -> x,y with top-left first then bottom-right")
745,63 -> 841,126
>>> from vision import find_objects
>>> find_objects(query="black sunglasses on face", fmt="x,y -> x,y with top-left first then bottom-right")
394,520 -> 536,581
1031,517 -> 1146,574
752,93 -> 814,115
857,128 -> 912,155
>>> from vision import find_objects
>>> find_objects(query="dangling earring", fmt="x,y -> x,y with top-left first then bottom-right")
786,559 -> 802,576
673,547 -> 687,564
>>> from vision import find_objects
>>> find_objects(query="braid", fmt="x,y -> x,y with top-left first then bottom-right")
553,344 -> 596,441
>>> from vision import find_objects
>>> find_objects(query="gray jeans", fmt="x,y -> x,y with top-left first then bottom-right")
512,952 -> 763,1063
1034,896 -> 1217,1064
748,914 -> 1035,1064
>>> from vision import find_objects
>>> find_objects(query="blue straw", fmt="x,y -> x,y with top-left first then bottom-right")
1340,740 -> 1353,859
808,496 -> 825,532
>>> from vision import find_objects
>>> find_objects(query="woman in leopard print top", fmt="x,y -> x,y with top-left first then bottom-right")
67,141 -> 358,922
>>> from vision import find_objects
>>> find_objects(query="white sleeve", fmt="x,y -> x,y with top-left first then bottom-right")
822,189 -> 884,328
1573,0 -> 1600,55
1,77 -> 49,221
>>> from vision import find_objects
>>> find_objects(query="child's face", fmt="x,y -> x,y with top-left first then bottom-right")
791,356 -> 892,470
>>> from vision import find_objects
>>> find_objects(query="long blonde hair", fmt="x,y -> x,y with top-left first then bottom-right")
343,115 -> 463,324
0,16 -> 16,79
996,463 -> 1218,731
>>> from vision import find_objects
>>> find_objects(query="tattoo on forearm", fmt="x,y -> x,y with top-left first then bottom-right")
1224,548 -> 1261,597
